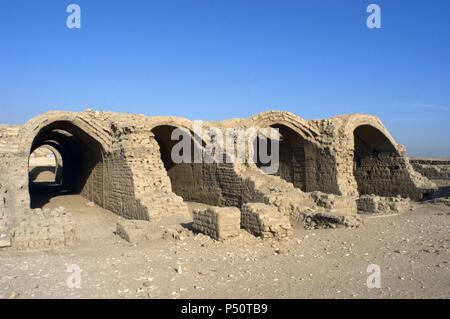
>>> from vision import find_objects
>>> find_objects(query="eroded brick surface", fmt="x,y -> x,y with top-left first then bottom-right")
192,207 -> 240,240
241,203 -> 291,239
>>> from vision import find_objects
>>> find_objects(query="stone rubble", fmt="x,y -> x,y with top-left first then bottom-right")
115,219 -> 165,243
302,212 -> 363,230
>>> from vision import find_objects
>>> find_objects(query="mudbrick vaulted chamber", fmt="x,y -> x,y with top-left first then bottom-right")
0,109 -> 437,245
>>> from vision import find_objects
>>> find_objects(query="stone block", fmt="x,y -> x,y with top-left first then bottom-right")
0,234 -> 11,248
192,207 -> 240,240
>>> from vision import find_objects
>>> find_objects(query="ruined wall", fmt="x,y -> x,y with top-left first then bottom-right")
240,112 -> 341,196
0,125 -> 28,208
354,153 -> 423,199
165,163 -> 222,205
313,114 -> 433,201
410,158 -> 450,199
101,116 -> 188,220
0,109 -> 433,227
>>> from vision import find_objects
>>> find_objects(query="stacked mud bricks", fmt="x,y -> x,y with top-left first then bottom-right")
192,203 -> 292,240
192,207 -> 240,240
13,207 -> 75,250
241,203 -> 291,239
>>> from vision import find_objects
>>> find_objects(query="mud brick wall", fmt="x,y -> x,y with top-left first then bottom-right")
166,161 -> 258,208
303,145 -> 339,194
192,207 -> 240,240
241,203 -> 291,239
167,162 -> 223,205
0,125 -> 29,208
269,134 -> 339,195
13,207 -> 75,250
101,148 -> 151,220
354,154 -> 423,200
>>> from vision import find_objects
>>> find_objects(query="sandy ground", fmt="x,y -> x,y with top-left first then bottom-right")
0,194 -> 449,299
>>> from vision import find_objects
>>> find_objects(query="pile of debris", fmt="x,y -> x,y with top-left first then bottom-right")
302,212 -> 363,230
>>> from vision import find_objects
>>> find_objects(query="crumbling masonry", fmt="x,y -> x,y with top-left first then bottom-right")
0,110 -> 436,244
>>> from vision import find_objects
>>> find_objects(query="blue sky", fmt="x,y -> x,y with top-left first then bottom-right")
1,0 -> 449,157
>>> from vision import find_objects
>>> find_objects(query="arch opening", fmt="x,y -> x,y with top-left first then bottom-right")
353,124 -> 403,196
151,125 -> 226,206
254,124 -> 339,194
29,121 -> 105,209
29,145 -> 63,186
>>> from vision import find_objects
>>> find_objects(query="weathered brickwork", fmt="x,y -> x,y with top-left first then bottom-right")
410,158 -> 450,200
357,195 -> 412,214
192,207 -> 241,240
0,110 -> 435,241
13,207 -> 75,250
410,158 -> 450,183
241,203 -> 291,239
354,154 -> 424,200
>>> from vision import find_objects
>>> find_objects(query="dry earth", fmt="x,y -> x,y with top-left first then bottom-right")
0,194 -> 449,299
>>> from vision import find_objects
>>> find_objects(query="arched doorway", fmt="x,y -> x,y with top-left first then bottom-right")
29,121 -> 105,208
253,123 -> 338,193
29,146 -> 63,186
151,125 -> 224,206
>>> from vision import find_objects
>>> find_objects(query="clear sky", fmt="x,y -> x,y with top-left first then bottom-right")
1,0 -> 449,157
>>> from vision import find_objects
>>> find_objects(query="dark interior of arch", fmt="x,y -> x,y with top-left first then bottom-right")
254,124 -> 339,193
152,125 -> 234,206
353,125 -> 404,196
29,121 -> 105,208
